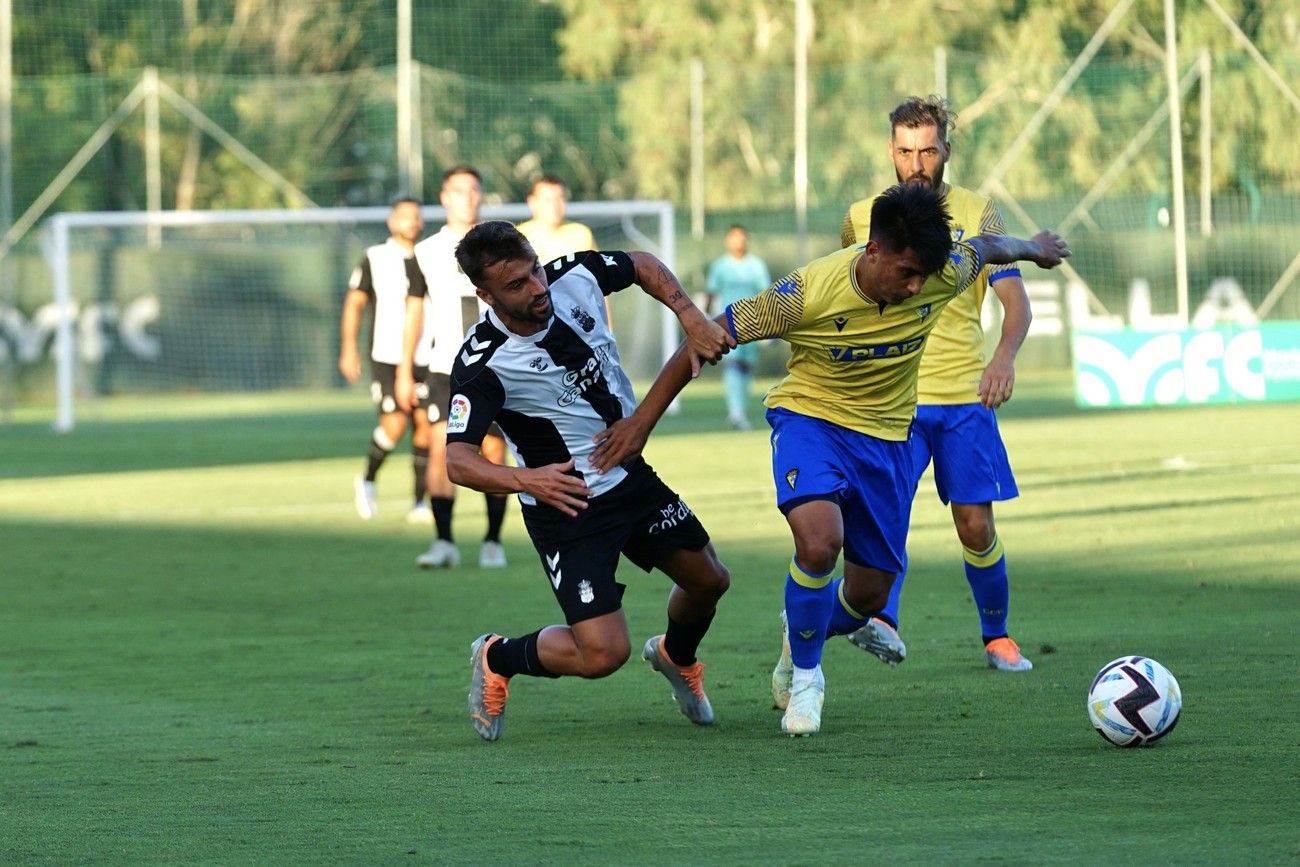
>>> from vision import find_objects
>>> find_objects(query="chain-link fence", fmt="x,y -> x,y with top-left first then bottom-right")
3,1 -> 1298,403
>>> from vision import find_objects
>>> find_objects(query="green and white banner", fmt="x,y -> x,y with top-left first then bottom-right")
1072,323 -> 1300,408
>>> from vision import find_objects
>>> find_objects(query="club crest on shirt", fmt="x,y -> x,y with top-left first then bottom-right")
773,273 -> 801,295
916,303 -> 933,321
569,305 -> 596,333
447,394 -> 471,434
785,469 -> 799,490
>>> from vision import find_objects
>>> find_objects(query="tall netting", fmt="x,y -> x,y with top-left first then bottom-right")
3,1 -> 1298,415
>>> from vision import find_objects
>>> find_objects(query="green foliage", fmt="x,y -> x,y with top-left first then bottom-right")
2,382 -> 1299,861
4,0 -> 1298,317
556,0 -> 1300,207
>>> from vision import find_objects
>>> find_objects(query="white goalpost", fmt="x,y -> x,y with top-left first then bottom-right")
44,200 -> 677,432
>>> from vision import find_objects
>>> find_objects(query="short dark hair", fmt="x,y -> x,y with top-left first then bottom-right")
455,220 -> 533,288
442,165 -> 482,186
868,184 -> 953,276
531,174 -> 568,193
889,95 -> 955,144
726,224 -> 748,234
390,195 -> 422,209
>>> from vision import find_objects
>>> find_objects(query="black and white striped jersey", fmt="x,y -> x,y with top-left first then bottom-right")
411,226 -> 487,374
349,238 -> 427,365
445,250 -> 641,504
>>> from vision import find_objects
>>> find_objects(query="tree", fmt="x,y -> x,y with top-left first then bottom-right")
553,0 -> 1300,208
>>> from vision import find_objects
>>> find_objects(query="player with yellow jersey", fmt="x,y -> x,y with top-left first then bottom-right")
516,175 -> 596,265
589,183 -> 1069,735
841,96 -> 1036,674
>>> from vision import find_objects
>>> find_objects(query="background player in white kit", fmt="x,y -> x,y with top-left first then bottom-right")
337,197 -> 432,523
397,166 -> 510,569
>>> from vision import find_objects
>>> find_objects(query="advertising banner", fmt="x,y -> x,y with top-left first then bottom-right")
1072,324 -> 1300,408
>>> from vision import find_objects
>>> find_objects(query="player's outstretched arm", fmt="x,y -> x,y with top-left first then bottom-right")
590,315 -> 724,473
968,230 -> 1070,270
446,443 -> 591,517
628,251 -> 735,376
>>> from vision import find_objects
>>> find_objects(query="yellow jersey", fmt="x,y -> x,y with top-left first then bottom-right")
725,241 -> 982,441
841,184 -> 1020,404
516,219 -> 597,265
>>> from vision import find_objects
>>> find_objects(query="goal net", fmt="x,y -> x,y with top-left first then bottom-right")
41,202 -> 676,431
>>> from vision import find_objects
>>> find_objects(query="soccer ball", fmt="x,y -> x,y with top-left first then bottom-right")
1087,656 -> 1182,747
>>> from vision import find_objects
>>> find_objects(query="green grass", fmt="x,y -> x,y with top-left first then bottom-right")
3,375 -> 1299,863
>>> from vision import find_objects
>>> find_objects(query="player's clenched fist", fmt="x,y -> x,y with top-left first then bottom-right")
1028,230 -> 1070,269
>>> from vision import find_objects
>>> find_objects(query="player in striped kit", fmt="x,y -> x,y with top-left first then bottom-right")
443,221 -> 735,742
398,166 -> 510,569
338,197 -> 432,523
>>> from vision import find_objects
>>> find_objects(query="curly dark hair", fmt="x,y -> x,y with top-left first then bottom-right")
868,183 -> 954,276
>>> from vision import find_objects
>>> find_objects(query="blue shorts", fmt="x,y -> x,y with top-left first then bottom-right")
909,403 -> 1019,505
767,407 -> 912,573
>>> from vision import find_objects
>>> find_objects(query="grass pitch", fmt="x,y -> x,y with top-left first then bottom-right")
2,374 -> 1298,863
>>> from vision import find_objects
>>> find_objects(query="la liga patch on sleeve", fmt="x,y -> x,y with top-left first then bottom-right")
447,394 -> 471,434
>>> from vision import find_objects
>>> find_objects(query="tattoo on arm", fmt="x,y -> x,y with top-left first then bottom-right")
657,264 -> 692,311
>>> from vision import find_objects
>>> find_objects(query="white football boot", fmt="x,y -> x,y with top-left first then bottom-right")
353,476 -> 378,520
772,610 -> 793,710
846,616 -> 907,666
416,539 -> 460,568
781,667 -> 825,736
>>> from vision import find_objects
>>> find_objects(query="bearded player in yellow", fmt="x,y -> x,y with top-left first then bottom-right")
839,96 -> 1036,673
590,183 -> 1068,734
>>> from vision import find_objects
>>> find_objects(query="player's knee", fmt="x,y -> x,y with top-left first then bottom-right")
371,425 -> 397,452
954,512 -> 995,550
696,550 -> 731,600
710,562 -> 731,599
794,541 -> 840,576
845,573 -> 893,613
577,641 -> 630,679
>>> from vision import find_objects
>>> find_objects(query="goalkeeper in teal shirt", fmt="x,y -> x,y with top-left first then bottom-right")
704,225 -> 772,429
